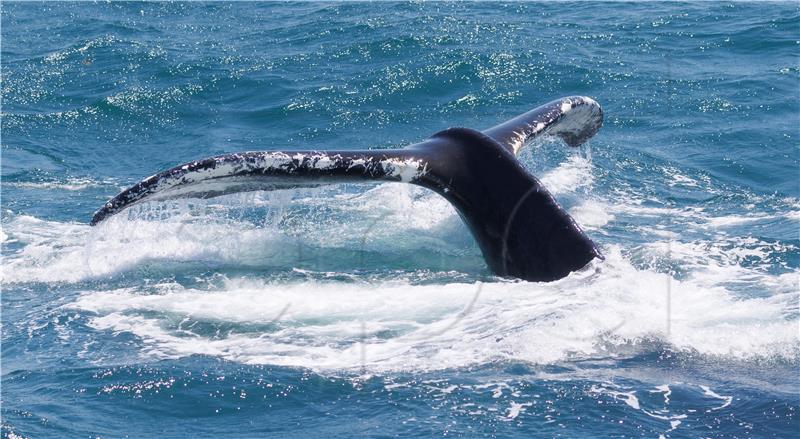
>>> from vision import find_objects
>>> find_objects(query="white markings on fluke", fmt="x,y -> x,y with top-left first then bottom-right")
378,157 -> 428,182
97,152 -> 430,219
508,96 -> 600,155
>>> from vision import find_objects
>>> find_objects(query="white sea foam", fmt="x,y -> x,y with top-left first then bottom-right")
504,401 -> 532,420
540,154 -> 594,195
55,243 -> 798,371
0,214 -> 289,283
3,177 -> 108,191
0,184 -> 468,283
569,200 -> 615,229
591,381 -> 711,436
4,174 -> 798,371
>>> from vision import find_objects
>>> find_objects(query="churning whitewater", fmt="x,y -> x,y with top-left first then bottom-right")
4,155 -> 797,369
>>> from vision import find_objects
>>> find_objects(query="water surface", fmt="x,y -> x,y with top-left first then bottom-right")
2,2 -> 798,437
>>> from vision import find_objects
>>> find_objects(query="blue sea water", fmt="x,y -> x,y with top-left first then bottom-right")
1,1 -> 798,437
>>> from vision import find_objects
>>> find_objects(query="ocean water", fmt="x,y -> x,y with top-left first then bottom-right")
1,2 -> 798,437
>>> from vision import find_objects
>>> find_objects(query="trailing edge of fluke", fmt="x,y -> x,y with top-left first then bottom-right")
92,96 -> 604,282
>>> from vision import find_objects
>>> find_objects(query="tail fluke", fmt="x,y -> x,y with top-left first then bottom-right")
89,150 -> 428,225
91,96 -> 604,282
483,96 -> 603,154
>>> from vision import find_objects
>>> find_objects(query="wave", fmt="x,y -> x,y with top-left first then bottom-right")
60,247 -> 797,371
0,183 -> 475,284
3,155 -> 797,370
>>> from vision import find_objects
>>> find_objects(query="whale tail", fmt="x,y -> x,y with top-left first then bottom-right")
91,96 -> 603,281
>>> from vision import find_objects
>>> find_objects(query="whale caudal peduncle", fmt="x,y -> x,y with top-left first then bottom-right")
91,96 -> 604,282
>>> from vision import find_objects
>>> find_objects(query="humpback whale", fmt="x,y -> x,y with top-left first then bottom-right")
91,96 -> 604,281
